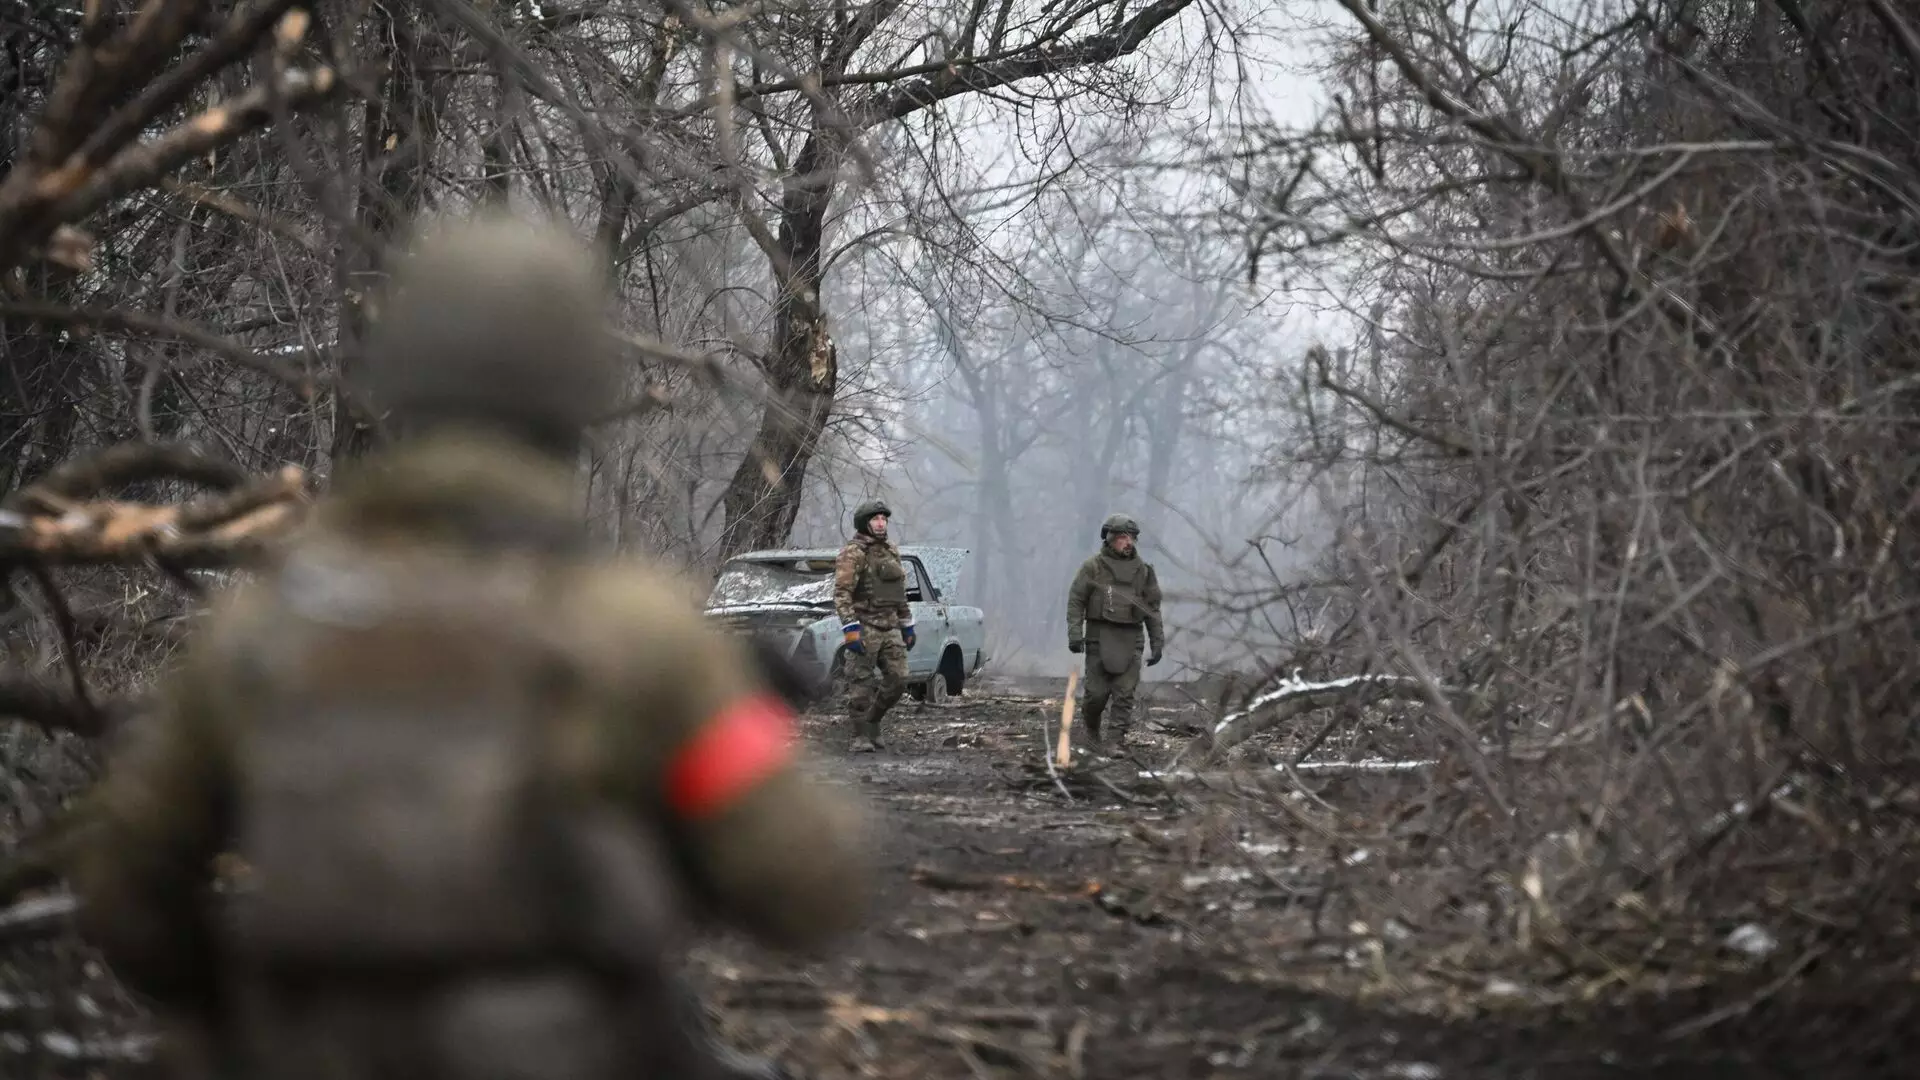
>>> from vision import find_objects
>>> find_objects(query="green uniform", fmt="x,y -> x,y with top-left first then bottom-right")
833,531 -> 913,749
69,432 -> 869,1080
65,214 -> 868,1080
1065,540 -> 1164,746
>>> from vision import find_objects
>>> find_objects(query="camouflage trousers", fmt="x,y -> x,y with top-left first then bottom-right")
845,627 -> 908,727
1082,624 -> 1143,745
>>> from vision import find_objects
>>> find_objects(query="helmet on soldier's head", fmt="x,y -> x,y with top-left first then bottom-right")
359,210 -> 621,457
853,499 -> 892,535
1100,513 -> 1140,540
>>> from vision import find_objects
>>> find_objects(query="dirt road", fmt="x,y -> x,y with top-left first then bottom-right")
690,678 -> 1915,1080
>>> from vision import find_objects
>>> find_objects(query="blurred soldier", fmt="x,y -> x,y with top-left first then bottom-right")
66,211 -> 869,1080
1065,513 -> 1165,750
832,499 -> 915,752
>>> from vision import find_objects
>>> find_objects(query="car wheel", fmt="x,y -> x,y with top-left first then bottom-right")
939,646 -> 966,699
926,672 -> 949,705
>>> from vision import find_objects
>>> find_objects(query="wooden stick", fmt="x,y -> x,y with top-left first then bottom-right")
1055,668 -> 1080,768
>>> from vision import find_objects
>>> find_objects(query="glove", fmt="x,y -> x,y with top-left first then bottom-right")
842,622 -> 864,655
901,623 -> 917,650
1147,647 -> 1163,667
1067,639 -> 1084,654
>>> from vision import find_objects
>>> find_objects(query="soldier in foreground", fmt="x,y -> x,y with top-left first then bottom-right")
66,211 -> 870,1080
1065,513 -> 1165,750
833,499 -> 914,752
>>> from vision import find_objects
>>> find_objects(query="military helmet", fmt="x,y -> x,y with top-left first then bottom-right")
1100,513 -> 1140,540
359,210 -> 621,454
853,499 -> 892,534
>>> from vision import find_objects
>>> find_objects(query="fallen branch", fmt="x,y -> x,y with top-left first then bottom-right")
909,865 -> 1098,897
1197,671 -> 1449,761
0,890 -> 78,944
1055,669 -> 1079,768
1292,759 -> 1439,773
0,1029 -> 158,1065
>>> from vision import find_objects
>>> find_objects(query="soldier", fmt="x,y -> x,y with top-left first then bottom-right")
832,499 -> 914,752
1065,513 -> 1165,750
65,212 -> 869,1080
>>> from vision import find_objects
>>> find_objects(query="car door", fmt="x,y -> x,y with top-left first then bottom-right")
905,557 -> 948,676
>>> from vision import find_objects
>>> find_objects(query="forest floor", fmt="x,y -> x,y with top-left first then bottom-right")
689,675 -> 1918,1080
1,672 -> 1914,1078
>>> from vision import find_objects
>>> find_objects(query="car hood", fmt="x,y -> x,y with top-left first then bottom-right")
704,577 -> 834,611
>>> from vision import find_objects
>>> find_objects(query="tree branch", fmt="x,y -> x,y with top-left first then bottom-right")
0,300 -> 322,392
857,0 -> 1196,126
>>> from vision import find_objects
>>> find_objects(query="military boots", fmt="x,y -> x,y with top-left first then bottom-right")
1082,702 -> 1104,745
850,714 -> 885,753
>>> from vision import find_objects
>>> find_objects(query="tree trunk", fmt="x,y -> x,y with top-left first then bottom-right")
1144,347 -> 1197,509
954,351 -> 1018,617
1075,359 -> 1130,537
709,0 -> 1200,554
329,9 -> 448,467
717,132 -> 839,556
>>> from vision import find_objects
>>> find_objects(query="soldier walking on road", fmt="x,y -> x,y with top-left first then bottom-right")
1065,513 -> 1165,750
67,211 -> 869,1080
833,500 -> 915,753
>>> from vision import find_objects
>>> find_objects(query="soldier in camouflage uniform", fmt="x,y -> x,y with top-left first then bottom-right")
833,499 -> 915,752
1065,513 -> 1165,749
66,212 -> 869,1080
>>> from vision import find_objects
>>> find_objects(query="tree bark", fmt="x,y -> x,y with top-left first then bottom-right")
718,130 -> 840,555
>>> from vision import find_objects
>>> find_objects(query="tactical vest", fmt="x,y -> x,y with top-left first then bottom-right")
856,542 -> 908,609
1085,553 -> 1150,625
225,541 -> 676,978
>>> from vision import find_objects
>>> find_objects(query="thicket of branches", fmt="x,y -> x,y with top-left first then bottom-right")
10,0 -> 1913,1063
2,0 -> 1209,563
1215,0 -> 1920,968
0,0 -> 1226,1068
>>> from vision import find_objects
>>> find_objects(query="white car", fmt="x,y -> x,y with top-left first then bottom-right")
703,545 -> 991,704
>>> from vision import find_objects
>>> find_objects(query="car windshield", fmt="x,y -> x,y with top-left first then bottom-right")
706,559 -> 835,609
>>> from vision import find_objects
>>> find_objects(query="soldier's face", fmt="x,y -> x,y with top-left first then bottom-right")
869,514 -> 889,536
1109,532 -> 1134,553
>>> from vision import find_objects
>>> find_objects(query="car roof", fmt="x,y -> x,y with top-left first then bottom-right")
725,544 -> 971,601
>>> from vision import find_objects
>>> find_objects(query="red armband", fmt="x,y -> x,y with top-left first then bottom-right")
664,693 -> 797,819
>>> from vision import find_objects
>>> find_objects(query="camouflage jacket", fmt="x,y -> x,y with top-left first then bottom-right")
67,429 -> 870,1016
1066,544 -> 1165,652
833,534 -> 913,631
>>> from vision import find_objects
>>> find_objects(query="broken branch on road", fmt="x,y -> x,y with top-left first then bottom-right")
1197,671 -> 1451,761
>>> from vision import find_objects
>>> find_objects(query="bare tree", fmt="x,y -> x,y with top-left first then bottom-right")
1213,0 -> 1920,952
679,0 -> 1207,557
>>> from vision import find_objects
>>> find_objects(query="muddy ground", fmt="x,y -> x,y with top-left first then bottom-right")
688,677 -> 1918,1080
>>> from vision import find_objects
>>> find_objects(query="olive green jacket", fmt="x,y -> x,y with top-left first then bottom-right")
1065,544 -> 1165,654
